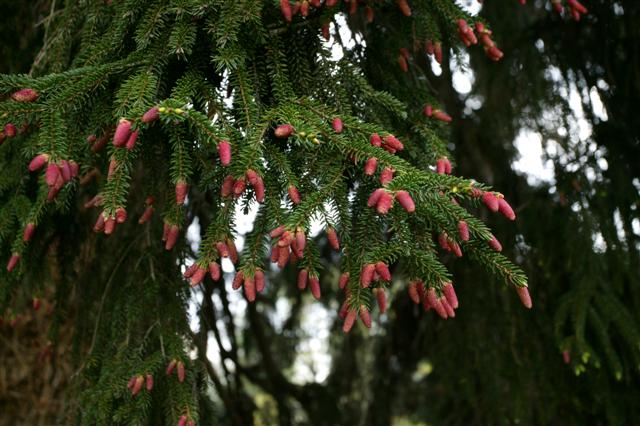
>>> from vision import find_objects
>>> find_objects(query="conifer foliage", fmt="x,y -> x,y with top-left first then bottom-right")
0,0 -> 586,423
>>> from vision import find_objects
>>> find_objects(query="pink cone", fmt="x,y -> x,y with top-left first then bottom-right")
364,157 -> 378,175
516,286 -> 532,309
113,119 -> 132,147
342,309 -> 357,333
376,191 -> 394,214
482,192 -> 499,212
275,123 -> 294,138
498,198 -> 516,220
141,106 -> 159,123
218,140 -> 231,166
458,220 -> 470,241
7,253 -> 20,272
288,185 -> 301,204
332,117 -> 343,133
359,305 -> 372,328
442,283 -> 459,309
395,190 -> 415,213
360,264 -> 375,288
11,88 -> 39,102
309,275 -> 321,299
327,227 -> 340,250
175,180 -> 188,205
29,154 -> 49,171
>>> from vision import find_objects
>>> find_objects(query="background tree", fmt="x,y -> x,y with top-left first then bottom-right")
1,1 -> 638,425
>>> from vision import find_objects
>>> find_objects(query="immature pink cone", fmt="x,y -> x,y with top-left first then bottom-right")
426,288 -> 448,318
275,123 -> 294,138
3,123 -> 16,138
246,171 -> 264,203
122,131 -> 137,151
338,300 -> 349,319
359,305 -> 372,328
218,140 -> 231,166
360,264 -> 375,288
380,167 -> 394,185
278,230 -> 294,247
270,225 -> 286,238
221,175 -> 234,197
375,261 -> 391,281
108,158 -> 117,179
436,157 -> 446,174
178,415 -> 188,426
365,6 -> 374,22
339,272 -> 350,290
226,237 -> 238,264
60,160 -> 72,182
441,297 -> 456,318
327,227 -> 340,250
216,241 -> 229,258
104,217 -> 116,235
277,245 -> 290,267
115,207 -> 127,224
165,225 -> 179,250
208,262 -> 221,281
175,180 -> 188,205
488,235 -> 502,252
29,153 -> 49,171
166,359 -> 177,376
295,228 -> 306,252
367,188 -> 384,207
233,178 -> 246,197
396,0 -> 411,16
376,191 -> 394,214
482,192 -> 499,212
146,374 -> 154,391
177,361 -> 185,382
232,270 -> 244,290
408,281 -> 421,304
7,253 -> 20,272
332,117 -> 343,133
138,206 -> 155,224
288,185 -> 301,204
562,350 -> 571,364
183,263 -> 198,279
255,269 -> 265,293
45,163 -> 60,186
326,0 -> 337,6
11,88 -> 39,102
280,0 -> 292,22
433,110 -> 452,123
498,198 -> 516,220
23,223 -> 36,242
321,22 -> 330,40
93,214 -> 105,233
458,220 -> 470,242
297,269 -> 308,290
442,282 -> 459,309
382,134 -> 404,151
395,190 -> 415,213
131,375 -> 144,396
141,106 -> 159,123
516,286 -> 533,309
342,309 -> 358,333
33,297 -> 42,311
364,157 -> 378,175
244,275 -> 256,302
370,133 -> 382,147
190,267 -> 207,287
374,288 -> 387,313
397,54 -> 409,73
309,275 -> 321,300
113,119 -> 132,147
450,241 -> 463,258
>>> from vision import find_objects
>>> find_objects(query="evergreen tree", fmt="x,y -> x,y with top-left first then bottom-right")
3,0 -> 637,425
